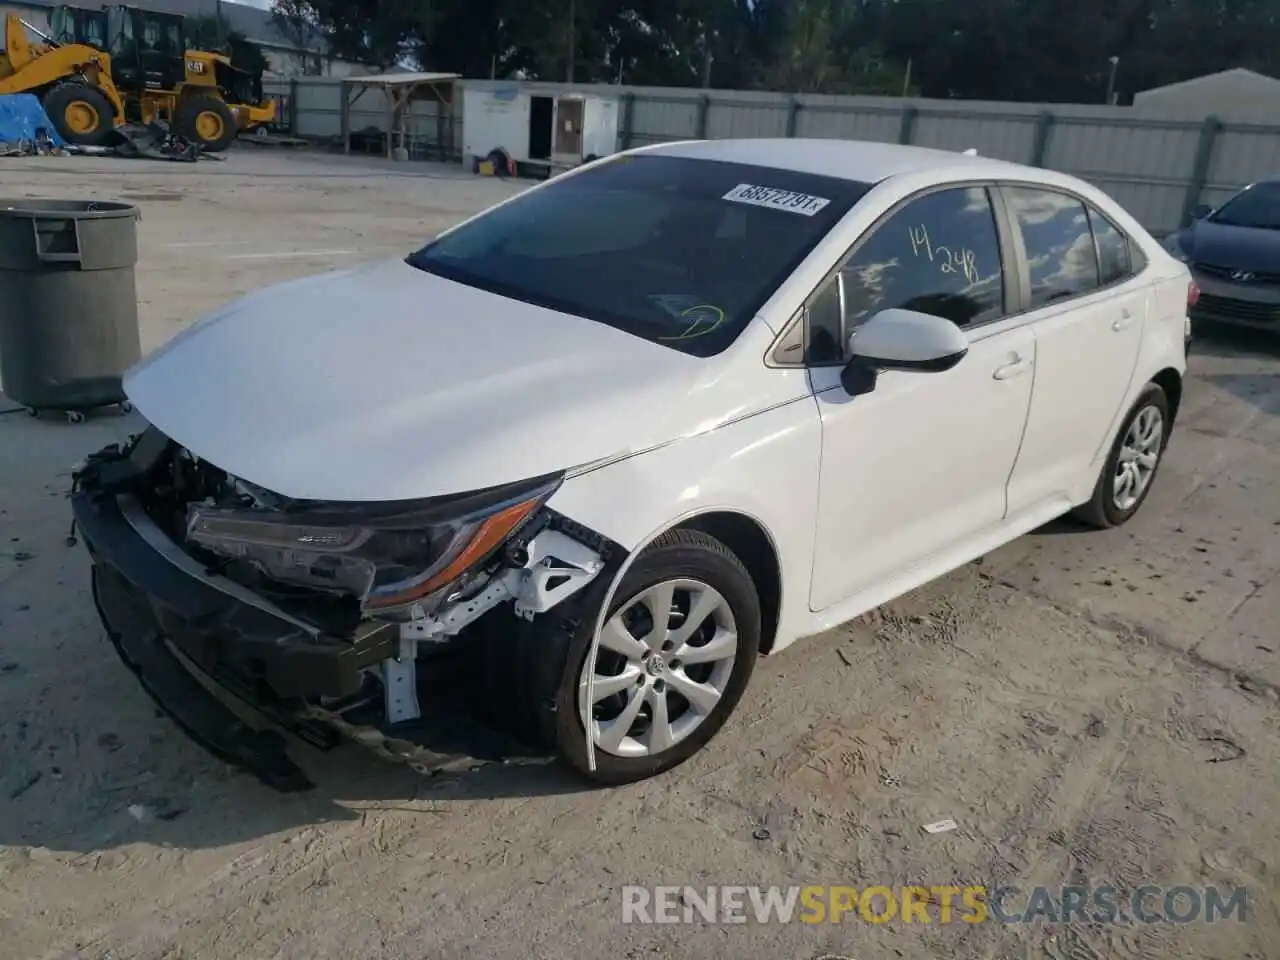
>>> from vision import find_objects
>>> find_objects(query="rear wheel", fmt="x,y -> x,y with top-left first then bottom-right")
174,95 -> 237,152
43,84 -> 114,146
1072,382 -> 1171,528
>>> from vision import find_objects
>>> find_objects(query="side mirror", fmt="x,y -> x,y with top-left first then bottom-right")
840,308 -> 969,396
1191,204 -> 1212,220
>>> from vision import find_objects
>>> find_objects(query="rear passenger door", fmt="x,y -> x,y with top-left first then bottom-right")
1001,186 -> 1149,517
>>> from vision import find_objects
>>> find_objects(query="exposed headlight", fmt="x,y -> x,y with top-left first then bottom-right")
185,477 -> 559,618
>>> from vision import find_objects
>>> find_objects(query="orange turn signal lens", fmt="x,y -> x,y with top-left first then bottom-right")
363,496 -> 542,610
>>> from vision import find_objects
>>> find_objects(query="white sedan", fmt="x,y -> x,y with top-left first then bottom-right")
72,138 -> 1193,790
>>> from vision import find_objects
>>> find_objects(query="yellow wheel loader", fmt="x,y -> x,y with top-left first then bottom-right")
0,5 -> 276,152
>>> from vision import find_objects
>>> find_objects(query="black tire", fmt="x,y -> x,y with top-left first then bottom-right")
471,528 -> 761,784
43,83 -> 115,146
1072,382 -> 1171,529
547,528 -> 761,785
173,95 -> 237,152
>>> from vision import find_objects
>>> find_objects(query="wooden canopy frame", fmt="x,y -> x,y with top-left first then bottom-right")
340,72 -> 461,159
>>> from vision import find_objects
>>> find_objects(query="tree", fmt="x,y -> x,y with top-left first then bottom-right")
268,0 -> 1280,99
877,0 -> 1279,102
269,0 -> 426,68
271,0 -> 320,55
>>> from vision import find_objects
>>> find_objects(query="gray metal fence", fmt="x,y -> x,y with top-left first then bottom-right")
265,77 -> 456,162
270,77 -> 1280,236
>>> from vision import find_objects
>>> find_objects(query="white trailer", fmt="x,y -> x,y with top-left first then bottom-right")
462,85 -> 620,176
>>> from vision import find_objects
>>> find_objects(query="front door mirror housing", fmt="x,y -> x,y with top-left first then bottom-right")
839,308 -> 969,396
1191,203 -> 1212,220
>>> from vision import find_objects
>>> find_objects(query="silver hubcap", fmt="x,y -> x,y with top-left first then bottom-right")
586,578 -> 738,758
1113,405 -> 1164,511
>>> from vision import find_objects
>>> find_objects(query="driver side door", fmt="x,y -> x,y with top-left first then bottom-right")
805,185 -> 1037,612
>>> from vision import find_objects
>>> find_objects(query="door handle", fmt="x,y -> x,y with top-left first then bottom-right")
993,355 -> 1031,380
1112,308 -> 1136,332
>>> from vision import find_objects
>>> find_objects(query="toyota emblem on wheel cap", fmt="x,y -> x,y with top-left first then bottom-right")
1231,269 -> 1256,282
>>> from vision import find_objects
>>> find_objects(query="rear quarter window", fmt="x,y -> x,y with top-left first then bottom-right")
1088,206 -> 1148,284
1004,187 -> 1101,307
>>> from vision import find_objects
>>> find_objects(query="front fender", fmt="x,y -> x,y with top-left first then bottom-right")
546,390 -> 822,652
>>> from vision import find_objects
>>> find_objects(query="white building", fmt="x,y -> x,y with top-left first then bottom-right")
1133,68 -> 1280,122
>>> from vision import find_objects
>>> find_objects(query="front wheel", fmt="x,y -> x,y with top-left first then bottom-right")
1072,382 -> 1171,528
43,83 -> 115,146
173,95 -> 237,152
552,529 -> 761,785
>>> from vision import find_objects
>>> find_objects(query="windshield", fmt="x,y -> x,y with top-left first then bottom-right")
407,155 -> 871,357
1209,181 -> 1280,230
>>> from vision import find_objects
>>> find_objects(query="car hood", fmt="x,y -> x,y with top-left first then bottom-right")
124,258 -> 717,502
1184,220 -> 1280,272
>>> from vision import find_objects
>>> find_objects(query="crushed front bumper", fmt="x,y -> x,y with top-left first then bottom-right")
70,429 -> 607,791
73,481 -> 399,791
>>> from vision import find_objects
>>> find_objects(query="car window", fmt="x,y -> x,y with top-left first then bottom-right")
1208,181 -> 1280,230
1130,241 -> 1148,273
1088,206 -> 1133,285
406,155 -> 873,358
498,191 -> 671,259
805,274 -> 845,364
1005,187 -> 1101,308
822,187 -> 1006,353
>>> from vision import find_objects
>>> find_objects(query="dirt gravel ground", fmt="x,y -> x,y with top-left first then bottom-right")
1,150 -> 1278,960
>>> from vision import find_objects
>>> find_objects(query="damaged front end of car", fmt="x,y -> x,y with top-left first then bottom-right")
70,424 -> 620,791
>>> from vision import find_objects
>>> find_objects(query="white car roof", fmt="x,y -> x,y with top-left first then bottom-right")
647,137 -> 1035,186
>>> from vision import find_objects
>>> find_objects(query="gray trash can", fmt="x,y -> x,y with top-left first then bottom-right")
0,199 -> 142,421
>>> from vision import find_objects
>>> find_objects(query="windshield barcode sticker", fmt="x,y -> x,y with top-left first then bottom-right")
722,183 -> 831,216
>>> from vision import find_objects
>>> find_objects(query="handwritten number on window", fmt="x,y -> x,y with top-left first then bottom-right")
908,223 -> 979,285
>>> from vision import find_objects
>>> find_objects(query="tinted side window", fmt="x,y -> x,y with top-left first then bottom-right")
1006,187 -> 1101,307
805,277 -> 844,364
1089,206 -> 1133,285
837,186 -> 1005,335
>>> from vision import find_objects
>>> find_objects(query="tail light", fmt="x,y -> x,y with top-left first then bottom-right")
1187,280 -> 1201,307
